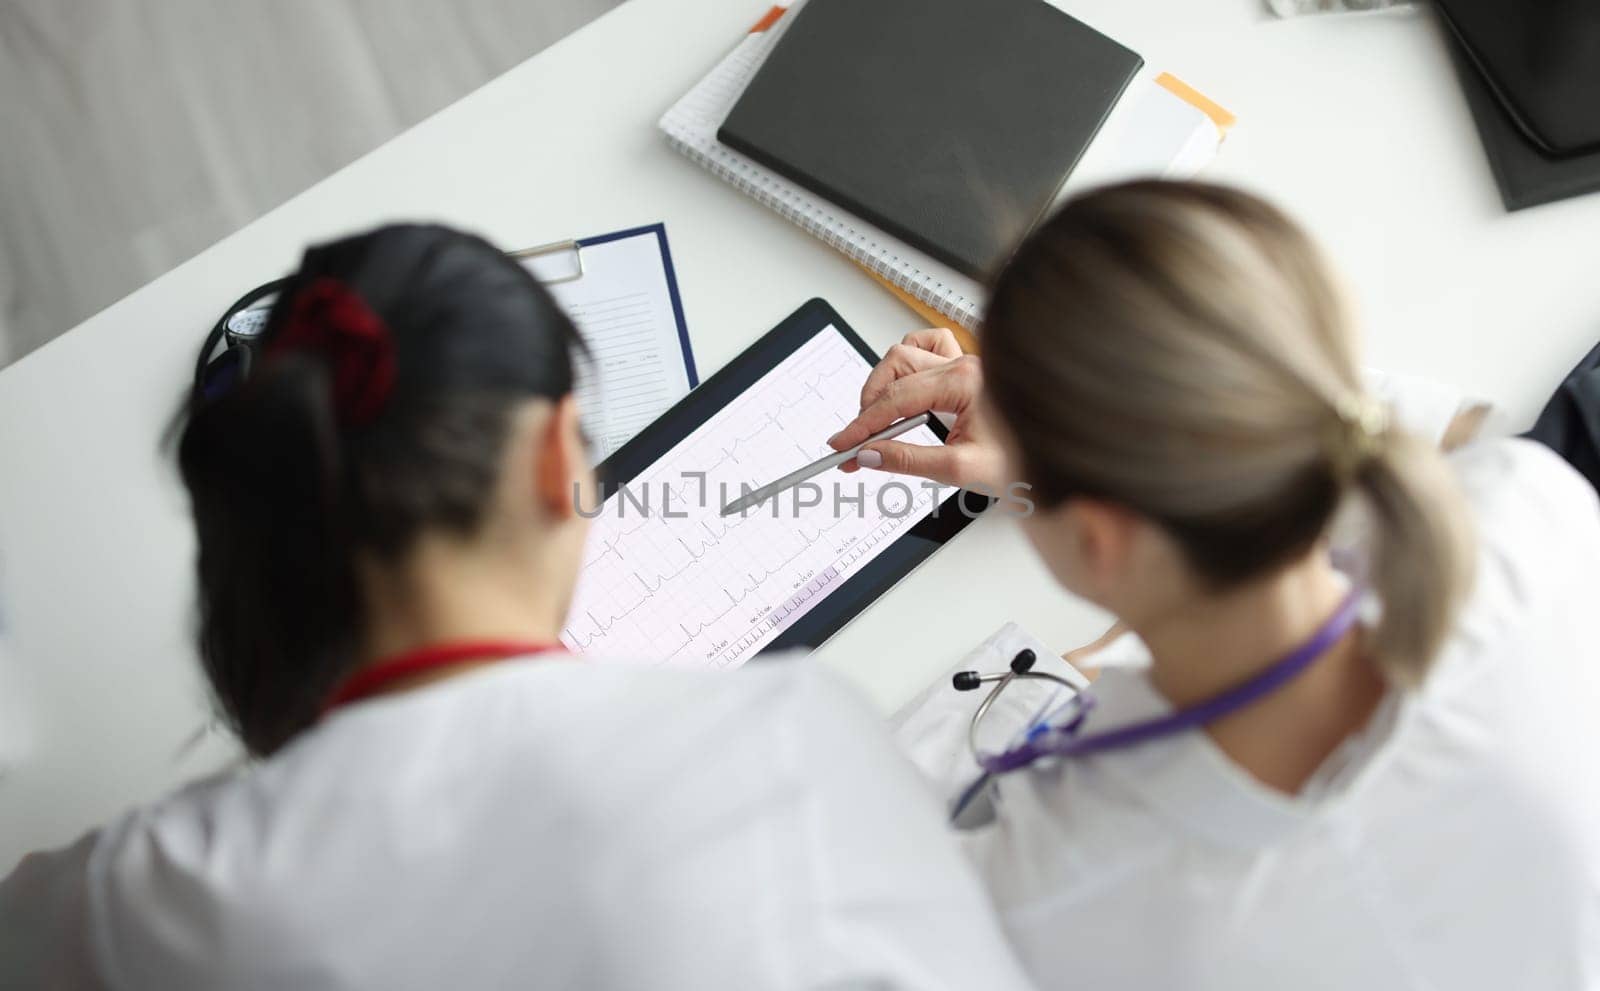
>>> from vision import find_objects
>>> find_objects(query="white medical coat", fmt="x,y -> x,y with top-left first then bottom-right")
900,439 -> 1600,990
0,660 -> 1033,990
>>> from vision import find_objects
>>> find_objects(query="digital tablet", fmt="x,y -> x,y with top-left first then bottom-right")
560,298 -> 986,668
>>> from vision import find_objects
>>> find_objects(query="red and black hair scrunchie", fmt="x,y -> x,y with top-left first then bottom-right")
267,277 -> 398,426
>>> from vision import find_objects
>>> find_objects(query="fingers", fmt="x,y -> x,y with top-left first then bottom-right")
857,328 -> 966,409
900,327 -> 965,360
856,438 -> 1005,490
854,439 -> 970,487
830,372 -> 946,452
859,341 -> 949,410
831,355 -> 982,454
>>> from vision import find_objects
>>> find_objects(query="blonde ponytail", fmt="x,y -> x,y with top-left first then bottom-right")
983,180 -> 1480,689
1355,427 -> 1476,685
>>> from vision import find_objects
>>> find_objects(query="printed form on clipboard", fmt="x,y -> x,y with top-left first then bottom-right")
516,224 -> 699,459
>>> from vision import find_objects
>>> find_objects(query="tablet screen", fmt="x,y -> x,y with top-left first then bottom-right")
561,322 -> 953,668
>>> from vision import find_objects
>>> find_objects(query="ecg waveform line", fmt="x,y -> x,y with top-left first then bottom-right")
565,506 -> 883,654
561,330 -> 948,668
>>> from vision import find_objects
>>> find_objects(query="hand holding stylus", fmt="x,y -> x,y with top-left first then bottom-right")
828,328 -> 1005,490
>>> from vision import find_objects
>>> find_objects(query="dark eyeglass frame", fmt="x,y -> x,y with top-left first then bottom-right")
193,278 -> 289,403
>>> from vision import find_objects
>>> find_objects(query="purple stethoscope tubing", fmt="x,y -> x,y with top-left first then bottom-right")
952,588 -> 1365,820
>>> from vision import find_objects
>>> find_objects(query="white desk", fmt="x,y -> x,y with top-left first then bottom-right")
4,0 -> 1599,869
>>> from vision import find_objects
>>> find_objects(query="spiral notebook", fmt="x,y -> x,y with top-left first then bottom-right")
658,2 -> 1234,331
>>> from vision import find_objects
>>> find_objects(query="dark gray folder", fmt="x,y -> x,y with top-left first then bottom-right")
1439,0 -> 1600,211
718,0 -> 1142,281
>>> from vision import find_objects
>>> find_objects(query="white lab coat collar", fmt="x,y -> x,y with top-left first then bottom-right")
1074,633 -> 1409,852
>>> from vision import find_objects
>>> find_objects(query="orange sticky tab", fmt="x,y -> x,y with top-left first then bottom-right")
853,262 -> 980,355
749,5 -> 786,32
1156,72 -> 1237,133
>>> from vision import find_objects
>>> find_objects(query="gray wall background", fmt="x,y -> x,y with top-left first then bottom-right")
0,0 -> 623,367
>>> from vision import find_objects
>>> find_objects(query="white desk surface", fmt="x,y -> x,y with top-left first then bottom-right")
4,0 -> 1599,868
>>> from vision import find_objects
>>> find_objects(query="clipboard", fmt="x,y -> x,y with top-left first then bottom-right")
563,298 -> 987,669
512,223 -> 700,458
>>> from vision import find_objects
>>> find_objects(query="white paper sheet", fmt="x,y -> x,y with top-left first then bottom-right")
561,328 -> 952,669
520,227 -> 696,459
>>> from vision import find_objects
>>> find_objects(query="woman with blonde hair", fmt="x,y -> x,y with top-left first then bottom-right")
832,181 -> 1600,988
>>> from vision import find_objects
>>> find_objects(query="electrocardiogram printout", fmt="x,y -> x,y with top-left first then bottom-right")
561,328 -> 951,669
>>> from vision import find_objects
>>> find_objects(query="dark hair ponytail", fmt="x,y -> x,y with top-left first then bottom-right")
179,357 -> 360,754
177,224 -> 584,755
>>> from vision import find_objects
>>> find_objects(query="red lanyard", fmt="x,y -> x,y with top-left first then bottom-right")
323,640 -> 564,713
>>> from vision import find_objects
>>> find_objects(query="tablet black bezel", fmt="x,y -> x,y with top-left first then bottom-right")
592,297 -> 986,657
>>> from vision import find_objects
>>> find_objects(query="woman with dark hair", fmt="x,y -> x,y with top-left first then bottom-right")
0,225 -> 1031,990
833,182 -> 1600,989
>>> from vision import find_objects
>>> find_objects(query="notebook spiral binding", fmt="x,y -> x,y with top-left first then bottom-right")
659,21 -> 985,330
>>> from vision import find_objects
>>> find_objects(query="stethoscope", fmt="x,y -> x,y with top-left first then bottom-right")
948,587 -> 1365,827
952,647 -> 1091,766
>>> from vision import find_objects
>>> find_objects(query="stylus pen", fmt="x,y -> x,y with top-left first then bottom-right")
719,413 -> 933,516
